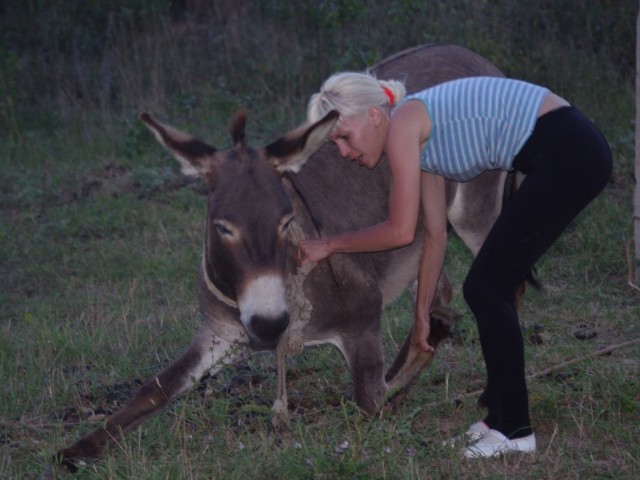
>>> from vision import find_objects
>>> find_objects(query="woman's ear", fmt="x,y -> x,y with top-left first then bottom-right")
368,106 -> 385,126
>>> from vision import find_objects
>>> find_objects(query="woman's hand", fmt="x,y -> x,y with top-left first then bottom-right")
411,311 -> 435,353
295,239 -> 332,266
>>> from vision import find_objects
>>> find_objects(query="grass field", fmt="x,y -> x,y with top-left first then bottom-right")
1,1 -> 639,478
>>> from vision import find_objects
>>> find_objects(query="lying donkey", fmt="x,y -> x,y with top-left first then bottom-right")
54,44 -> 510,472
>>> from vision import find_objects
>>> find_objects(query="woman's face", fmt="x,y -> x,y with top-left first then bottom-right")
328,107 -> 386,169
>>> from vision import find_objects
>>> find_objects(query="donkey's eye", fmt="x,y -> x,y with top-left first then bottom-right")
279,215 -> 294,235
214,221 -> 234,237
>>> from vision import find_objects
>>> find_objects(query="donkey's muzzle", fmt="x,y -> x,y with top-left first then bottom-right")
248,312 -> 290,349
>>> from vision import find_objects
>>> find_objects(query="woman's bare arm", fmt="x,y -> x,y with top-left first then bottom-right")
295,101 -> 429,264
412,172 -> 448,352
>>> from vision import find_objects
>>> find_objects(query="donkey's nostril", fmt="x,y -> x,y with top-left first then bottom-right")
249,313 -> 290,343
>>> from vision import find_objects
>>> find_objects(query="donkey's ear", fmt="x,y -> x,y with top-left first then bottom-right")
139,112 -> 219,178
264,110 -> 339,174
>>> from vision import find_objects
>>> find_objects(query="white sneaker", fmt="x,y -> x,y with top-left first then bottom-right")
444,421 -> 490,447
465,421 -> 491,442
463,429 -> 536,458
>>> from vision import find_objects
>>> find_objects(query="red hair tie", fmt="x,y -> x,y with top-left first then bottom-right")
382,86 -> 395,107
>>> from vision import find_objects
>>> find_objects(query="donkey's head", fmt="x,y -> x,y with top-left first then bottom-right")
139,110 -> 338,349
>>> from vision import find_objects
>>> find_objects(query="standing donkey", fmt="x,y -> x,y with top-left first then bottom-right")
54,44 -> 512,472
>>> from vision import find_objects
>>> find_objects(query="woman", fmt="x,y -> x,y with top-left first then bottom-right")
295,72 -> 612,457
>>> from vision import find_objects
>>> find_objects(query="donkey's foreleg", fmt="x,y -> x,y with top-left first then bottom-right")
384,270 -> 457,405
384,305 -> 460,408
335,329 -> 388,416
54,327 -> 247,472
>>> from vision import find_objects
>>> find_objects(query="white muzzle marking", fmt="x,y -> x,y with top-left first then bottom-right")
237,274 -> 288,328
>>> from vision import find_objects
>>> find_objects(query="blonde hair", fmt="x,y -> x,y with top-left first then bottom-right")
307,71 -> 407,123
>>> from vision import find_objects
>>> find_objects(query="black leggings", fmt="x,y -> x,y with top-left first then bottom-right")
462,106 -> 612,438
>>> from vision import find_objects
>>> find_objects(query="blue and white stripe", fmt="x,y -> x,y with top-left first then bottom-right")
404,77 -> 548,181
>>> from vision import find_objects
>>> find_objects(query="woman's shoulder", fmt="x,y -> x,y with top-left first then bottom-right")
388,98 -> 431,144
391,98 -> 428,123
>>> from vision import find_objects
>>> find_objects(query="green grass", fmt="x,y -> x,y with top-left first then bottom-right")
1,1 -> 639,478
2,136 -> 638,479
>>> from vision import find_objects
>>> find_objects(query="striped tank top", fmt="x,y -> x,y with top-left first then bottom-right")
403,77 -> 548,181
